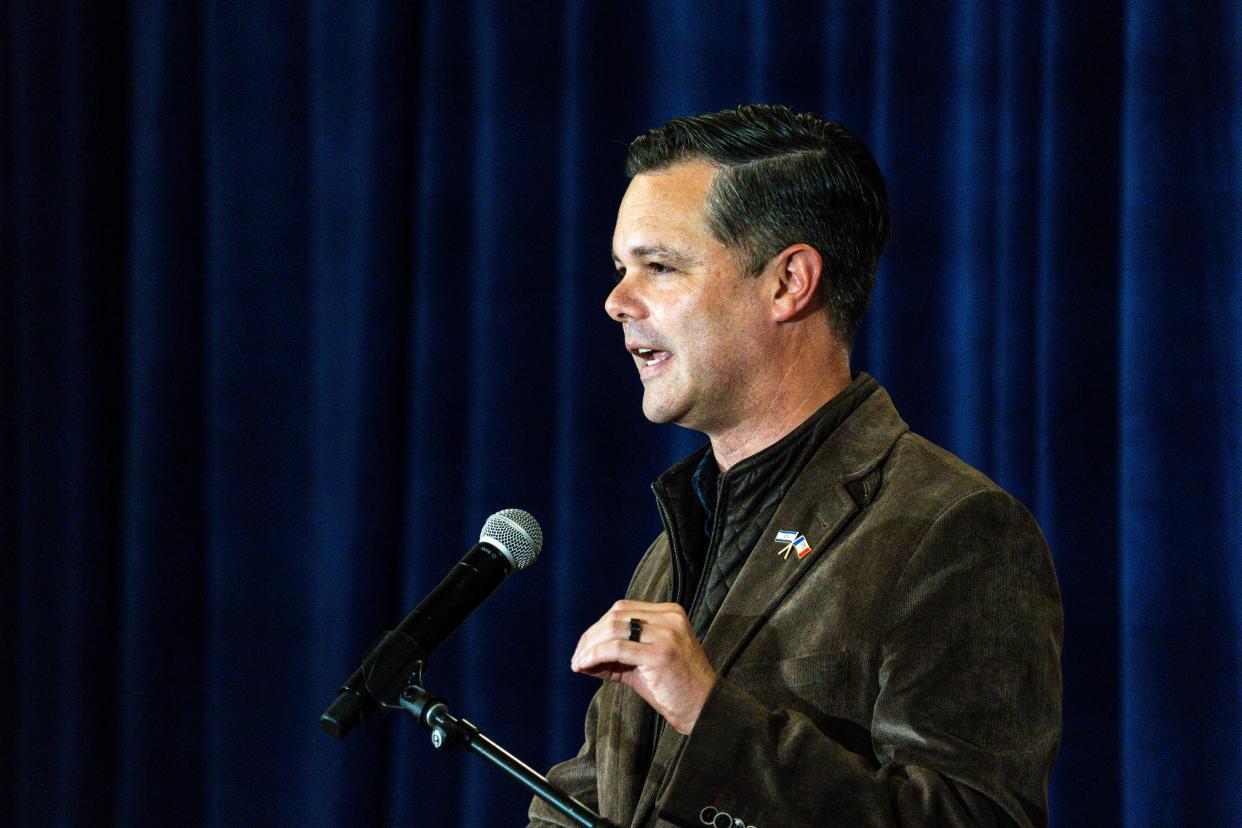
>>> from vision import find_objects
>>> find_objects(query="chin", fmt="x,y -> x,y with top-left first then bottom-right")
641,406 -> 679,425
641,393 -> 687,425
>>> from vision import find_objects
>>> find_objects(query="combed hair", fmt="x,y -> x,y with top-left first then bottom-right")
625,104 -> 890,345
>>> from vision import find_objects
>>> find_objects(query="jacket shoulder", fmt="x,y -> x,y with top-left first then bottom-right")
852,430 -> 1051,589
881,430 -> 1029,518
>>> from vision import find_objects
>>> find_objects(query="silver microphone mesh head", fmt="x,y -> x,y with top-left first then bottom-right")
480,508 -> 542,571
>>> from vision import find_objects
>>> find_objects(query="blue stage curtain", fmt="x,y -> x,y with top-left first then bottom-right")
3,2 -> 1238,825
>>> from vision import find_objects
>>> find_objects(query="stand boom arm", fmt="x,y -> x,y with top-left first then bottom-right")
398,684 -> 617,828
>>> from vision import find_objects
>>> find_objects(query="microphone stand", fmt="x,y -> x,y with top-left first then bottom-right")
397,680 -> 618,828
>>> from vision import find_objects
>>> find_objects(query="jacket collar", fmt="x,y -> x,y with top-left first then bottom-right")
651,373 -> 880,613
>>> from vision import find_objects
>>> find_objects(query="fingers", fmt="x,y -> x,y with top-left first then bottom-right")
571,601 -> 690,670
600,600 -> 691,632
573,621 -> 684,671
607,599 -> 685,614
572,638 -> 651,674
570,598 -> 718,735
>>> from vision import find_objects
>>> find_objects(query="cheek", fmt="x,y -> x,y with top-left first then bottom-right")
666,283 -> 763,373
686,326 -> 749,383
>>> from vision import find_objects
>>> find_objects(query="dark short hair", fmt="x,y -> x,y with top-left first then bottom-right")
625,104 -> 890,345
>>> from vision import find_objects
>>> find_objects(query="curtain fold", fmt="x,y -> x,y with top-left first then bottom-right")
1119,3 -> 1241,823
4,2 -> 1239,825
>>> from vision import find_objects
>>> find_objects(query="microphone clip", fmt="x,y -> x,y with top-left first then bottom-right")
319,631 -> 427,739
362,628 -> 428,712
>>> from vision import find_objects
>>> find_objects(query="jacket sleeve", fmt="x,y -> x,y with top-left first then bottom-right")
527,683 -> 604,826
656,489 -> 1063,827
530,535 -> 669,827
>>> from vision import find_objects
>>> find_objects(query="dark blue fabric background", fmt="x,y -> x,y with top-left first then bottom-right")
3,2 -> 1239,826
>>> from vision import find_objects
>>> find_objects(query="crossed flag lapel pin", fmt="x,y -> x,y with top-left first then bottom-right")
774,529 -> 812,560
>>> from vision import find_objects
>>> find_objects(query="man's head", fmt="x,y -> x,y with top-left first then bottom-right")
607,105 -> 889,457
623,104 -> 890,346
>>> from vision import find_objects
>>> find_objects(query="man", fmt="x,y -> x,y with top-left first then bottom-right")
530,104 -> 1062,828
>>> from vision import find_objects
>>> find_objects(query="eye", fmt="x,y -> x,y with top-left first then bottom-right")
648,261 -> 674,274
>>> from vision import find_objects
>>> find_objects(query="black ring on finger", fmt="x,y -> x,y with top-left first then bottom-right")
628,617 -> 642,643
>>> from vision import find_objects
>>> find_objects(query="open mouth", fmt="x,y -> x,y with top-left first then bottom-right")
631,347 -> 673,367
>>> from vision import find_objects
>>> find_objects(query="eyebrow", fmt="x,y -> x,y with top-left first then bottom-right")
610,244 -> 701,269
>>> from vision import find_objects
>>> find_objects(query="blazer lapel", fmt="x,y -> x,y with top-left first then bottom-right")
629,388 -> 908,826
700,471 -> 859,671
702,387 -> 907,676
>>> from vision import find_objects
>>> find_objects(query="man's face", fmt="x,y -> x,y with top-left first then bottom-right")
607,160 -> 772,433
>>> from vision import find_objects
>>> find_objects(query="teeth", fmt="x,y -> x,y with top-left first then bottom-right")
633,347 -> 669,368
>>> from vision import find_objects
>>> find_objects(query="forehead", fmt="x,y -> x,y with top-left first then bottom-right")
613,160 -> 719,254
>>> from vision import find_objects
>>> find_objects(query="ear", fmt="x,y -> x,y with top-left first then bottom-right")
769,244 -> 824,323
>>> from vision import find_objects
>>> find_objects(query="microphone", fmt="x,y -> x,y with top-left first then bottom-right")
320,508 -> 543,739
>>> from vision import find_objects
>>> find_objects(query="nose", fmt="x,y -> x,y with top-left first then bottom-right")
605,275 -> 644,322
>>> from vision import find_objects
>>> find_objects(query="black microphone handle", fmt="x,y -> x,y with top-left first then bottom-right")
395,541 -> 512,654
321,541 -> 514,739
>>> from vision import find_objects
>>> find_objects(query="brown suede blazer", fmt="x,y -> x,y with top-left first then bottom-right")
530,386 -> 1063,828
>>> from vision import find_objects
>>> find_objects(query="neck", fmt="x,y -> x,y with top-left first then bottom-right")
708,334 -> 852,472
